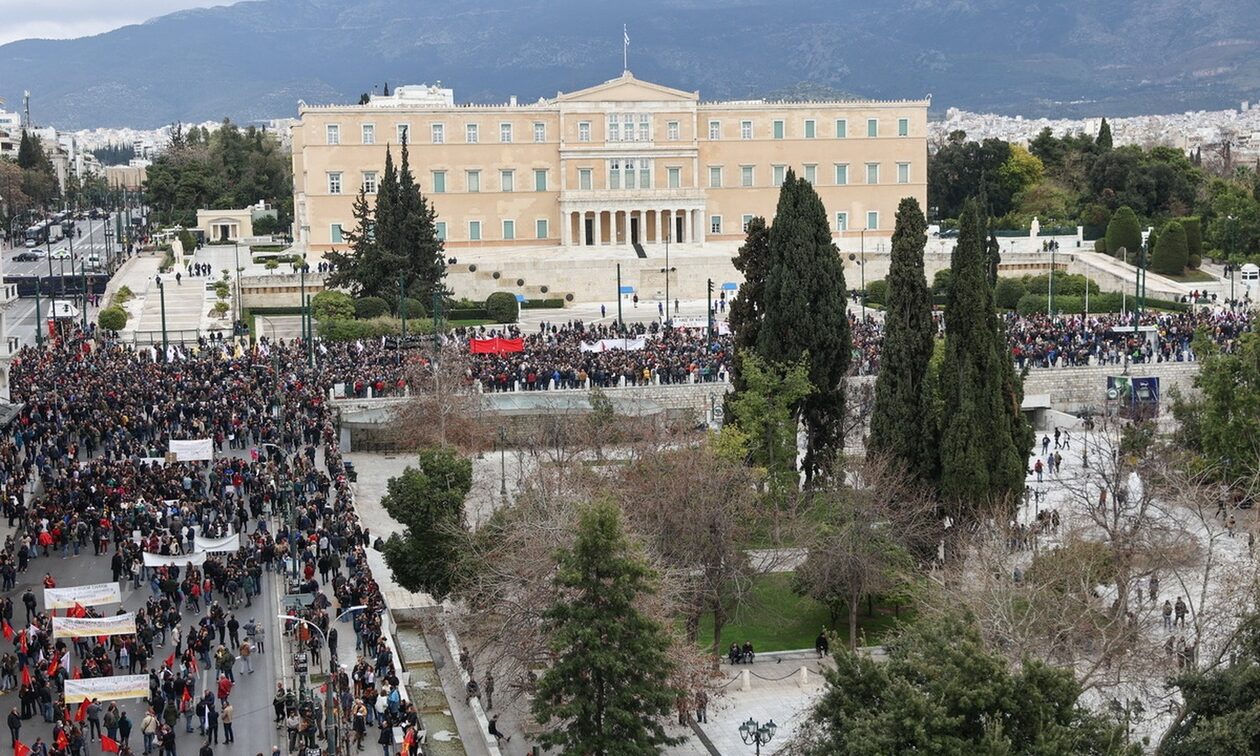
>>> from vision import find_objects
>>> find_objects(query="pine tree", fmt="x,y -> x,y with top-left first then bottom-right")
757,171 -> 852,481
532,501 -> 681,755
868,198 -> 937,483
938,199 -> 1025,512
728,216 -> 770,393
1096,117 -> 1113,150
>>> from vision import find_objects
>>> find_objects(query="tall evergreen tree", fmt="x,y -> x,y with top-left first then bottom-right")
1096,117 -> 1113,150
395,137 -> 447,300
757,171 -> 852,481
728,216 -> 771,392
938,199 -> 1026,511
326,187 -> 393,298
532,501 -> 681,755
868,198 -> 937,483
986,231 -> 1001,288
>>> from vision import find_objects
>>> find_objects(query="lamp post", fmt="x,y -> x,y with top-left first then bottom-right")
738,718 -> 777,756
232,241 -> 242,326
660,231 -> 675,326
33,278 -> 43,347
157,276 -> 168,356
498,426 -> 507,497
1048,243 -> 1056,315
280,606 -> 366,756
859,227 -> 867,319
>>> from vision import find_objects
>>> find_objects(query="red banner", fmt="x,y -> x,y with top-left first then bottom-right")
469,337 -> 524,354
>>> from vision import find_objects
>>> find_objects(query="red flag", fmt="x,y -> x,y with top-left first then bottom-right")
164,652 -> 175,668
71,665 -> 80,680
180,687 -> 191,704
14,740 -> 30,756
75,702 -> 87,722
18,632 -> 26,653
55,730 -> 68,750
100,736 -> 119,754
1,620 -> 12,641
20,666 -> 30,687
70,603 -> 86,619
47,656 -> 59,677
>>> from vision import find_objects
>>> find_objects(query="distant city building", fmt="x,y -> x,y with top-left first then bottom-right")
290,72 -> 928,255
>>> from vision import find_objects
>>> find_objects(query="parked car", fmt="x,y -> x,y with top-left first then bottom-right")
11,252 -> 42,262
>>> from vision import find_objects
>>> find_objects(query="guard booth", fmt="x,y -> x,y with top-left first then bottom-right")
1107,375 -> 1161,418
45,300 -> 81,340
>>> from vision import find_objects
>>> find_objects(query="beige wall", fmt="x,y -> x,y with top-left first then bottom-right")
292,73 -> 927,255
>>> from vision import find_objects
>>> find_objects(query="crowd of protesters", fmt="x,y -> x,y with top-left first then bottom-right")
0,330 -> 426,756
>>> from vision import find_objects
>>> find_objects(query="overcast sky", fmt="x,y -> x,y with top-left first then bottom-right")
0,0 -> 225,46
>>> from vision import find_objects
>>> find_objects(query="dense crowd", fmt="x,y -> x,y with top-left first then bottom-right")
0,332 -> 425,756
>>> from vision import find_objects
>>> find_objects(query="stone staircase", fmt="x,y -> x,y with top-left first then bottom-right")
133,274 -> 209,341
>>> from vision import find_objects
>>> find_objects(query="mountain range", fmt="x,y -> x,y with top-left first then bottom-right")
2,0 -> 1259,129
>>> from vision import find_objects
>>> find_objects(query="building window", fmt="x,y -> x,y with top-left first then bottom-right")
867,118 -> 878,137
500,170 -> 514,192
536,219 -> 548,239
362,171 -> 377,194
608,117 -> 619,142
741,165 -> 754,187
361,124 -> 375,145
534,122 -> 546,143
804,164 -> 817,184
866,211 -> 879,231
330,223 -> 343,243
835,119 -> 847,138
835,164 -> 849,185
638,115 -> 650,142
708,120 -> 720,140
397,124 -> 410,143
709,166 -> 722,189
897,162 -> 910,184
609,160 -> 621,190
668,166 -> 681,188
740,120 -> 752,140
898,117 -> 909,137
639,159 -> 651,189
466,170 -> 480,193
773,120 -> 785,140
326,124 -> 339,145
435,221 -> 447,241
742,214 -> 753,232
502,219 -> 515,240
624,113 -> 635,141
667,121 -> 679,140
866,163 -> 880,184
710,215 -> 722,234
430,123 -> 443,144
327,172 -> 342,194
500,123 -> 513,143
836,212 -> 848,232
804,119 -> 816,139
534,169 -> 547,192
469,221 -> 482,241
432,171 -> 446,193
578,168 -> 592,190
578,121 -> 591,142
466,124 -> 479,144
773,165 -> 785,185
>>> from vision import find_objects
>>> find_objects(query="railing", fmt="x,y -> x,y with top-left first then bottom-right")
130,329 -> 215,346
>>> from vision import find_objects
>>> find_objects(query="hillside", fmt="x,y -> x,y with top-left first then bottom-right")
2,0 -> 1259,128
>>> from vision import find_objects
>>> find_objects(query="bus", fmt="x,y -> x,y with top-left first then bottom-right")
23,221 -> 64,247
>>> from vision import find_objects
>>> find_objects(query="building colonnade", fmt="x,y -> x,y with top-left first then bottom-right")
560,207 -> 707,247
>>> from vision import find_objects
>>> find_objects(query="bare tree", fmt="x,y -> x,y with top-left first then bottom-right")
392,343 -> 491,451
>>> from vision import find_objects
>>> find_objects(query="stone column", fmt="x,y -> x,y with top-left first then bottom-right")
656,209 -> 664,244
682,209 -> 691,244
696,209 -> 706,244
594,210 -> 603,246
560,211 -> 570,247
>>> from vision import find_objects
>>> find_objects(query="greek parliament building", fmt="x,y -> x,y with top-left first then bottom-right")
290,72 -> 928,255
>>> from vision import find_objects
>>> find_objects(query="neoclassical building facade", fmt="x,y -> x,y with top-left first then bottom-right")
291,72 -> 928,255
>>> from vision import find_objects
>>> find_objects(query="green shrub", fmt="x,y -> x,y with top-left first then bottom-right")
98,306 -> 127,331
865,279 -> 889,306
395,297 -> 426,318
485,292 -> 519,323
1051,294 -> 1083,314
1188,253 -> 1202,270
1181,217 -> 1203,261
1094,238 -> 1107,255
1016,293 -> 1049,315
994,277 -> 1027,309
520,299 -> 566,310
113,285 -> 134,304
1150,221 -> 1188,276
312,291 -> 355,321
1105,206 -> 1142,262
213,281 -> 230,299
318,316 -> 434,341
354,296 -> 390,320
447,308 -> 489,320
177,229 -> 197,254
932,269 -> 952,297
211,301 -> 230,318
252,215 -> 280,235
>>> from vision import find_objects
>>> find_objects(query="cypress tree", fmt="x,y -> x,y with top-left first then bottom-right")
325,187 -> 392,298
758,171 -> 852,481
728,216 -> 771,393
396,137 -> 447,301
1150,221 -> 1188,276
986,231 -> 1001,288
1105,206 -> 1142,262
375,147 -> 401,266
1096,117 -> 1113,150
868,198 -> 937,483
938,199 -> 1025,512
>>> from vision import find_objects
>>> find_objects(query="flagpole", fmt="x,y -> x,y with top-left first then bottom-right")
623,24 -> 628,72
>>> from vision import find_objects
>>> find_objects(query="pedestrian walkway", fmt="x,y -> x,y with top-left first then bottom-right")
132,274 -> 208,342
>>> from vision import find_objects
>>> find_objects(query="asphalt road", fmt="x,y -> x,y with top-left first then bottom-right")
4,522 -> 285,756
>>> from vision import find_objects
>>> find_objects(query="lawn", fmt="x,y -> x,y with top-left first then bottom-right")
693,572 -> 911,653
1165,269 -> 1216,283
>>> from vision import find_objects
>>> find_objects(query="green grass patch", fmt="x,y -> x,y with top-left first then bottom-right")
694,572 -> 910,653
1164,269 -> 1216,283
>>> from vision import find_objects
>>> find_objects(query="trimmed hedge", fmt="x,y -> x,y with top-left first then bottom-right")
865,279 -> 888,306
396,297 -> 426,318
1014,291 -> 1189,315
521,298 -> 566,310
486,292 -> 520,323
312,291 -> 355,321
354,296 -> 390,319
98,306 -> 127,331
447,307 -> 488,320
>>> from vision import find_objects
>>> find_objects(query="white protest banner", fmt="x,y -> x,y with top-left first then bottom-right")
43,583 -> 121,611
580,337 -> 647,353
52,613 -> 137,639
194,533 -> 240,553
168,438 -> 214,462
64,674 -> 150,704
142,552 -> 207,568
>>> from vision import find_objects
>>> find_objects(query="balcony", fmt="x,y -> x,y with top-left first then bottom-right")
559,187 -> 706,205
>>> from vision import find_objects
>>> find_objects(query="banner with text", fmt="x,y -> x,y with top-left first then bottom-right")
580,337 -> 647,352
64,675 -> 151,704
52,613 -> 136,639
168,438 -> 214,462
142,552 -> 207,568
194,533 -> 240,553
43,583 -> 121,611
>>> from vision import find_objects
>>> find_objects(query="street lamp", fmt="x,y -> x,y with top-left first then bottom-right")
497,426 -> 507,497
738,718 -> 777,756
280,606 -> 366,756
660,231 -> 675,326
